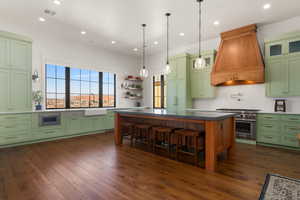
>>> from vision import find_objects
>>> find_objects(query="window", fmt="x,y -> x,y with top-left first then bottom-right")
153,75 -> 166,109
102,72 -> 116,107
46,64 -> 66,109
45,65 -> 116,109
70,68 -> 100,108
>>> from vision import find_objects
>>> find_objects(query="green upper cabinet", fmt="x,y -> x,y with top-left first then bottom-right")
10,40 -> 32,71
189,50 -> 216,99
0,69 -> 10,111
0,37 -> 9,68
166,53 -> 192,112
265,32 -> 300,97
0,31 -> 32,112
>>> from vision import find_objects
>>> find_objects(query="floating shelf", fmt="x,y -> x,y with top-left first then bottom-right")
124,87 -> 143,90
125,78 -> 143,81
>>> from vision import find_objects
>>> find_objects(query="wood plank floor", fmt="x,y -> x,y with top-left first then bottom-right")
0,132 -> 299,200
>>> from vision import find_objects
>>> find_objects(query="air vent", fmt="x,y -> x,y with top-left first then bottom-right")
44,9 -> 56,16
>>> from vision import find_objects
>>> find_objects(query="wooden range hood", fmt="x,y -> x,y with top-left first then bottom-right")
211,24 -> 265,86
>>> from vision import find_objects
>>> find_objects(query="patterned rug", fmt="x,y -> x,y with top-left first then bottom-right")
259,174 -> 300,200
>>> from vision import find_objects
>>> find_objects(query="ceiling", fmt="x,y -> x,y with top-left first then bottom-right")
1,0 -> 300,56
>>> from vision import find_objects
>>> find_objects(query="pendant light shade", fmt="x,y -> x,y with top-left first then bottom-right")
164,13 -> 171,75
194,0 -> 206,70
139,24 -> 149,78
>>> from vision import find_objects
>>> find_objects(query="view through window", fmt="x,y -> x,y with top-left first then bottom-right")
153,75 -> 166,109
46,64 -> 116,109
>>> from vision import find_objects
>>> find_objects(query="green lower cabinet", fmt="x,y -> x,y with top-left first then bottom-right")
0,112 -> 115,147
0,114 -> 32,145
257,114 -> 300,149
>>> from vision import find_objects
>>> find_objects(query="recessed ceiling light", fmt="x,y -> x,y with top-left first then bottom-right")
81,31 -> 86,35
133,48 -> 138,51
263,3 -> 271,10
213,21 -> 220,26
38,17 -> 46,22
179,32 -> 185,36
111,41 -> 116,44
53,0 -> 61,5
154,41 -> 159,45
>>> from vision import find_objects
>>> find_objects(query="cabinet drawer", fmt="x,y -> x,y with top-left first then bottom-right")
258,121 -> 280,132
282,123 -> 300,135
281,115 -> 300,123
258,114 -> 281,121
257,132 -> 281,145
0,131 -> 30,145
0,121 -> 31,134
0,114 -> 31,122
32,128 -> 63,139
281,135 -> 300,148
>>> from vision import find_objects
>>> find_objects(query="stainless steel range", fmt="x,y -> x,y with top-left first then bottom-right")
216,109 -> 260,141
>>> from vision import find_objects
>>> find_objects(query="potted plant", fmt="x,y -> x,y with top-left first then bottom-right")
32,90 -> 43,110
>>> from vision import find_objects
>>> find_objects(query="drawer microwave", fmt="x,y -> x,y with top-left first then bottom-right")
39,113 -> 61,127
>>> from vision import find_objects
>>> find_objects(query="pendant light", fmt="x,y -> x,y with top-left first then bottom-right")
164,13 -> 171,75
194,0 -> 206,70
139,24 -> 149,78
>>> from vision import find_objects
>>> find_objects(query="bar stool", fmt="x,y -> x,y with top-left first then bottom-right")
152,127 -> 174,157
134,124 -> 152,149
121,122 -> 134,145
175,129 -> 205,166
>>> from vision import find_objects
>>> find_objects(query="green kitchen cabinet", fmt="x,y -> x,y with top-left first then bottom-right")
265,32 -> 300,97
0,114 -> 32,145
0,31 -> 32,112
0,69 -> 10,111
190,51 -> 216,99
66,115 -> 82,135
257,114 -> 300,149
166,53 -> 192,112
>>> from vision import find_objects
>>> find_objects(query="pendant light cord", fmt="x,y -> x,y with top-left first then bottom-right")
166,13 -> 170,65
142,24 -> 146,69
198,0 -> 203,58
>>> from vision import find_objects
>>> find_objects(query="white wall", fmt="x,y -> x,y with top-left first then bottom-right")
144,16 -> 300,113
0,17 -> 140,109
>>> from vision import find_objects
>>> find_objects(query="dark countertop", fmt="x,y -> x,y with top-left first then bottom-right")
114,109 -> 236,121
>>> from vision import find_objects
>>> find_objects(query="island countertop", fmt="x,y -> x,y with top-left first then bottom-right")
114,109 -> 237,121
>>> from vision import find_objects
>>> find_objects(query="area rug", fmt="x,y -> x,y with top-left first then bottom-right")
259,174 -> 300,200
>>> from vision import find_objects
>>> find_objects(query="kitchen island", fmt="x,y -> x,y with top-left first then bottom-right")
114,109 -> 236,172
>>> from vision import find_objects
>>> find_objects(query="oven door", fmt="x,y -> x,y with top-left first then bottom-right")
235,120 -> 256,140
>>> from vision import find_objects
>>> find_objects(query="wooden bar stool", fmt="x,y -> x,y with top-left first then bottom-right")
133,124 -> 152,149
121,122 -> 134,145
152,127 -> 174,157
175,129 -> 204,166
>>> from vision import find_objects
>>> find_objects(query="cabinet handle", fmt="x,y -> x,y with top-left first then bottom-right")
4,117 -> 17,120
5,136 -> 17,140
5,126 -> 15,129
288,127 -> 300,131
265,136 -> 273,139
264,117 -> 273,119
45,131 -> 55,134
264,125 -> 273,128
288,118 -> 299,121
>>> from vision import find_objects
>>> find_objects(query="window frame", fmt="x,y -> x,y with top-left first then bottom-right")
153,75 -> 165,109
45,65 -> 116,110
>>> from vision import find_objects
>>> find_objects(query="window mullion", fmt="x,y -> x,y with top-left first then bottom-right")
66,67 -> 70,109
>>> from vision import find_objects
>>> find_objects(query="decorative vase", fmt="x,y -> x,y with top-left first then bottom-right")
35,104 -> 42,110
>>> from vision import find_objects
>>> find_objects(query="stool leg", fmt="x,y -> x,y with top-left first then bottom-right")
176,134 -> 179,161
153,131 -> 156,153
194,135 -> 198,166
167,132 -> 170,158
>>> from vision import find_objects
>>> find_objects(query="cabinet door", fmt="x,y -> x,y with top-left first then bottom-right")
10,70 -> 31,111
176,79 -> 187,112
0,69 -> 10,112
202,70 -> 215,98
10,40 -> 31,71
266,59 -> 287,97
286,55 -> 300,96
265,41 -> 285,59
80,117 -> 94,133
66,117 -> 82,134
167,59 -> 177,80
0,37 -> 9,69
287,37 -> 300,56
176,57 -> 187,80
166,79 -> 177,112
